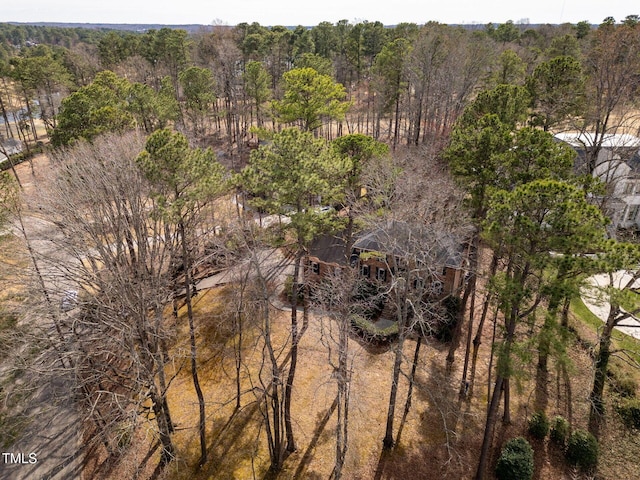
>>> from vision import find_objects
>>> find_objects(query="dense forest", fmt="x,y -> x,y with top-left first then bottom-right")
0,15 -> 639,480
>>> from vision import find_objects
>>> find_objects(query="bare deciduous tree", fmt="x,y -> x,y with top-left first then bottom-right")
35,132 -> 179,465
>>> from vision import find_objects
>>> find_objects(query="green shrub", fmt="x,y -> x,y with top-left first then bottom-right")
528,411 -> 550,439
616,397 -> 640,430
349,314 -> 398,341
495,437 -> 534,480
566,429 -> 598,470
550,415 -> 570,446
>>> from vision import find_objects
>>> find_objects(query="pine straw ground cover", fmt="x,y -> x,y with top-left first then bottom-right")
85,285 -> 640,480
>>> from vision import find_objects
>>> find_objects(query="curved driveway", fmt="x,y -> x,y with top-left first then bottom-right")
582,272 -> 640,340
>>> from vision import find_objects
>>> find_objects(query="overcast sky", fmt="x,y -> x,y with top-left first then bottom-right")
2,0 -> 637,26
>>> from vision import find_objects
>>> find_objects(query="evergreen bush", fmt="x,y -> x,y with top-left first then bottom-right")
495,437 -> 534,480
528,411 -> 549,439
549,415 -> 570,446
566,429 -> 598,470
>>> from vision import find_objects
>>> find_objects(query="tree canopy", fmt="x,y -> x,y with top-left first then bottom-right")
272,67 -> 350,131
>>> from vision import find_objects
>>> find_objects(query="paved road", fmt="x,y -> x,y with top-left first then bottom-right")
582,272 -> 640,340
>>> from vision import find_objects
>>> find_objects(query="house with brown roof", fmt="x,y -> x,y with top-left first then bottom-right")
307,221 -> 467,300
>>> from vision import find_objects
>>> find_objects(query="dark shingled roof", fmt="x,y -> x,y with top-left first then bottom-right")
310,222 -> 465,269
309,234 -> 346,265
352,220 -> 464,268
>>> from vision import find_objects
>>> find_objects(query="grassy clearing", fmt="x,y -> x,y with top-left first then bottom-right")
570,297 -> 640,366
619,292 -> 640,315
566,299 -> 640,480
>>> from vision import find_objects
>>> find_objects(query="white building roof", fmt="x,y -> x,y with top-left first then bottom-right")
554,132 -> 640,149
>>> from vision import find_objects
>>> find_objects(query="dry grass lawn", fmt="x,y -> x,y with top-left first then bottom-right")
83,281 -> 640,480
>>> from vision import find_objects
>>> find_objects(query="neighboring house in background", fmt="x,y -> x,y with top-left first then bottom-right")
554,132 -> 640,231
307,221 -> 467,299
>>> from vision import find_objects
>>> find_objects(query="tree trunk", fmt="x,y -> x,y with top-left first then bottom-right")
151,389 -> 175,466
447,236 -> 477,376
459,274 -> 476,399
284,249 -> 303,453
535,278 -> 565,410
589,313 -> 615,434
402,336 -> 422,423
253,251 -> 287,472
383,335 -> 403,449
468,251 -> 500,396
502,377 -> 511,424
154,308 -> 174,434
476,307 -> 517,479
537,266 -> 567,374
383,283 -> 409,449
561,296 -> 570,329
474,374 -> 504,480
234,309 -> 243,411
21,89 -> 38,141
0,93 -> 15,139
334,310 -> 351,480
392,79 -> 401,149
180,220 -> 207,467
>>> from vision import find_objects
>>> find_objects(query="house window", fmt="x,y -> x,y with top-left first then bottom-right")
361,264 -> 370,278
413,278 -> 424,290
376,267 -> 387,282
442,266 -> 447,276
624,182 -> 635,195
627,204 -> 640,222
311,262 -> 320,275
